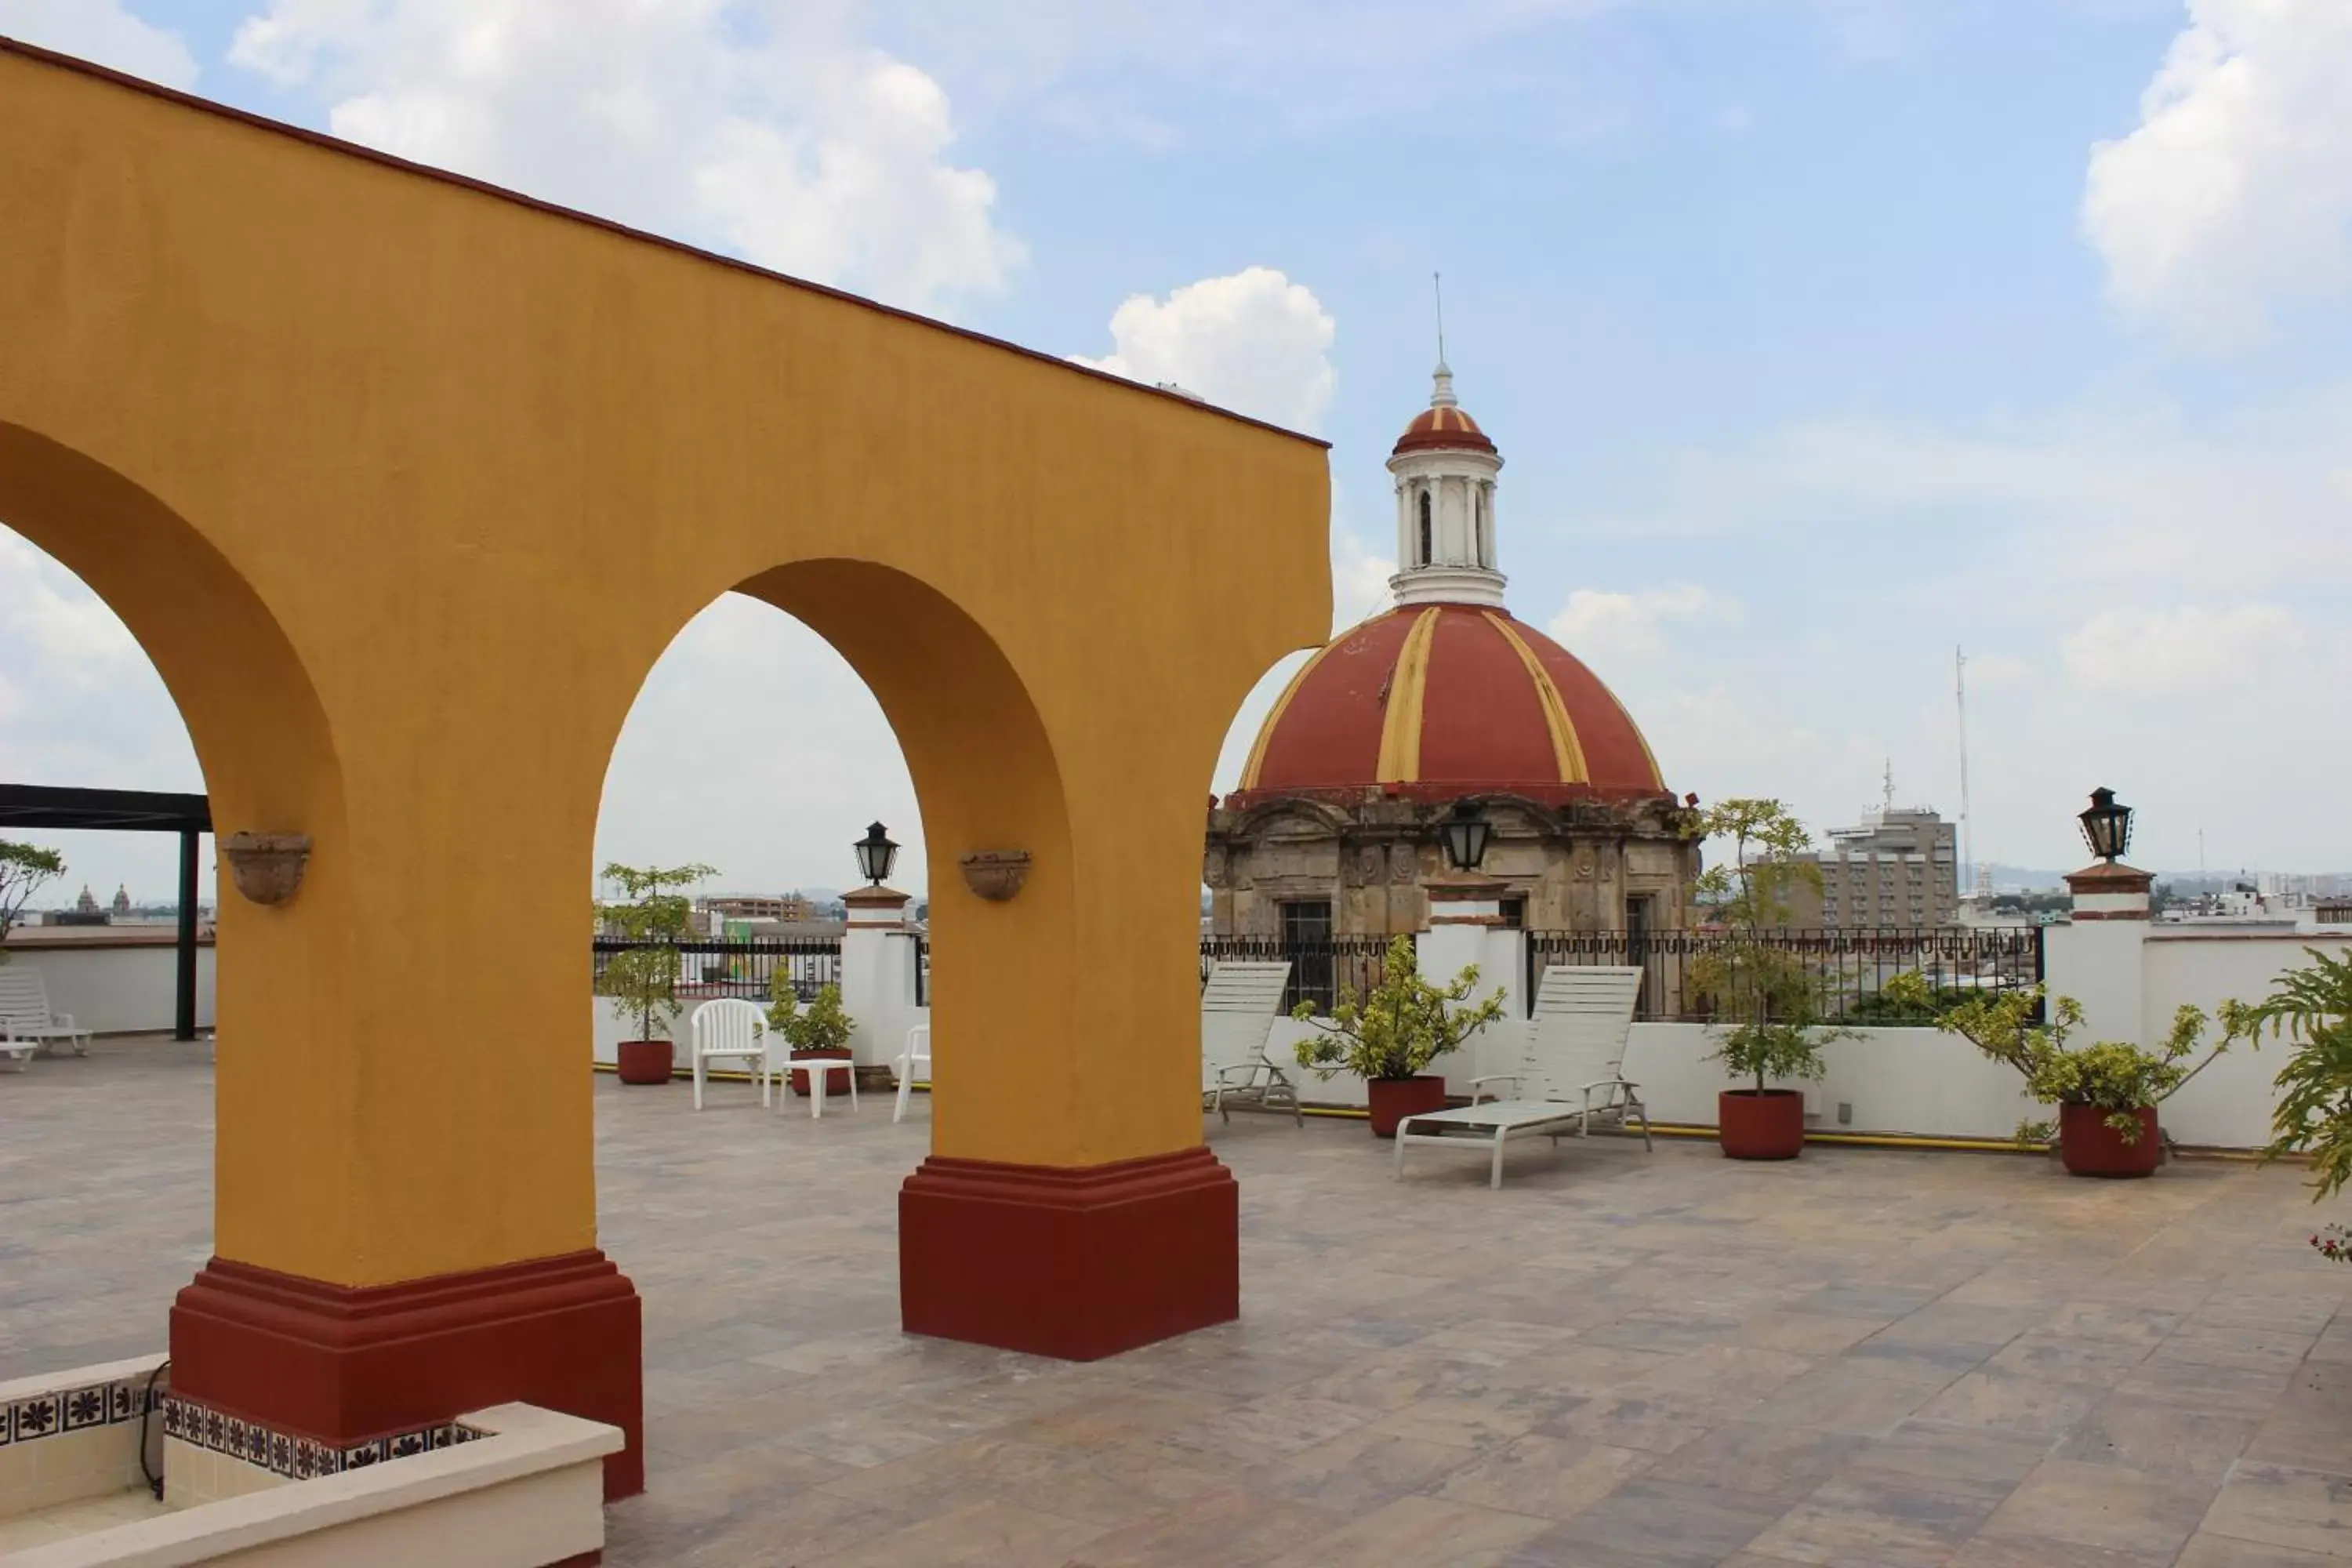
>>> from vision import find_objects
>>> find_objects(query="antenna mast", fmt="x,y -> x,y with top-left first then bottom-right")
1432,271 -> 1446,362
1955,646 -> 1973,904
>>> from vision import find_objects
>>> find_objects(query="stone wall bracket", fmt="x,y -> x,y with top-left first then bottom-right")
957,849 -> 1032,902
222,830 -> 311,906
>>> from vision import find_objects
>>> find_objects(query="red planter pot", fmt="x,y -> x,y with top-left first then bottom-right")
1719,1089 -> 1806,1160
789,1051 -> 855,1098
1367,1076 -> 1448,1138
2059,1102 -> 2161,1178
615,1039 -> 673,1086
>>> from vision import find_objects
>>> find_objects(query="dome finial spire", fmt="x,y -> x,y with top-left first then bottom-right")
1430,271 -> 1457,408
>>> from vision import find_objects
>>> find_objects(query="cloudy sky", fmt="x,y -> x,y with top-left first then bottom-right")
4,0 -> 2350,904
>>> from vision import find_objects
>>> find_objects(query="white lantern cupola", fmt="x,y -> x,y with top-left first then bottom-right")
1385,358 -> 1505,608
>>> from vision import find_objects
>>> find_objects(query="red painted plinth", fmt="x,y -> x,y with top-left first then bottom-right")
170,1250 -> 645,1499
900,1147 -> 1239,1361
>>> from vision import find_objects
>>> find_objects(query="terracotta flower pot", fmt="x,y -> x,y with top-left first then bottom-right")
616,1038 -> 673,1085
2058,1102 -> 2161,1178
1367,1076 -> 1448,1138
790,1048 -> 855,1098
1719,1088 -> 1806,1160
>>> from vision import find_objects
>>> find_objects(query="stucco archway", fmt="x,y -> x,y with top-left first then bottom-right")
1,40 -> 1329,1500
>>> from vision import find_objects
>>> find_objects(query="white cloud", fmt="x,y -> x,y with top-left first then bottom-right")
1072,266 -> 1337,433
2061,601 -> 2303,695
1548,584 -> 1729,662
597,593 -> 924,896
0,0 -> 197,88
227,0 -> 1021,314
2084,0 -> 2352,346
0,524 -> 206,902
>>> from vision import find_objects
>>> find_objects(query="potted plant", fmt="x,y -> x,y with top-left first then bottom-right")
595,860 -> 714,1085
1690,800 -> 1847,1160
771,978 -> 857,1097
2241,949 -> 2352,1256
1889,973 -> 2240,1177
1292,935 -> 1507,1137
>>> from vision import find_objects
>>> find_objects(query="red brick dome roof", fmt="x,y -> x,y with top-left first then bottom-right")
1227,603 -> 1668,808
1392,403 -> 1496,456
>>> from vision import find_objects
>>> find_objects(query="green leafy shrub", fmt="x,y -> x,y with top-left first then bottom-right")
1292,935 -> 1507,1083
1845,985 -> 1973,1026
769,978 -> 856,1053
1887,974 -> 2241,1146
2239,948 -> 2352,1259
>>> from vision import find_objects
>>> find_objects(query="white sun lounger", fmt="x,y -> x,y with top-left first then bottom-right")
1394,964 -> 1647,1188
0,967 -> 91,1067
1201,960 -> 1301,1125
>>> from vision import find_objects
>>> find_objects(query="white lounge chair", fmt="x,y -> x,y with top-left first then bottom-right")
893,1023 -> 931,1123
0,967 -> 91,1065
688,999 -> 774,1111
1202,960 -> 1300,1126
1394,964 -> 1648,1189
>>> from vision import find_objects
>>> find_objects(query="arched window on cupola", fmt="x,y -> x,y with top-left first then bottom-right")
1417,488 -> 1433,564
1472,486 -> 1484,565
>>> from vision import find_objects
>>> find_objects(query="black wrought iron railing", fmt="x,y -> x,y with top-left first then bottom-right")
591,936 -> 841,1004
1200,934 -> 1405,1014
1524,925 -> 2044,1024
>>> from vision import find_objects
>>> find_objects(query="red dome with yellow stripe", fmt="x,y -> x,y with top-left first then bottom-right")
1228,604 -> 1667,808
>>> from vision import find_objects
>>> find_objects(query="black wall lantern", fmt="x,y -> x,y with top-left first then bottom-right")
853,821 -> 900,887
2078,788 -> 2133,864
1439,798 -> 1493,873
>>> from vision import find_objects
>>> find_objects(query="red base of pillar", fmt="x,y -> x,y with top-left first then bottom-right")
170,1250 -> 644,1500
899,1146 -> 1239,1360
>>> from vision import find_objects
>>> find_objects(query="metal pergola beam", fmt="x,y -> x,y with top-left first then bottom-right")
0,783 -> 212,1040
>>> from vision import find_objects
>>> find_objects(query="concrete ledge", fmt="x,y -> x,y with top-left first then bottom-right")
3,1403 -> 618,1568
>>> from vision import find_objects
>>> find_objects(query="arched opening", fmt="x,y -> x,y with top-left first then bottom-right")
1418,488 -> 1434,564
582,558 -> 1074,1159
0,425 -> 355,1267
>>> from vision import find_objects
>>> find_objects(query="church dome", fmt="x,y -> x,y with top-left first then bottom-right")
1228,602 -> 1668,808
1392,401 -> 1495,457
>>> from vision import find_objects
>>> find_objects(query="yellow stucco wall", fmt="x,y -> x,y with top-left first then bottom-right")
0,43 -> 1331,1288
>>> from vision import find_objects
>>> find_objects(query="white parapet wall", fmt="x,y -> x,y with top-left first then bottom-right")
0,942 -> 215,1036
1267,1014 -> 2292,1149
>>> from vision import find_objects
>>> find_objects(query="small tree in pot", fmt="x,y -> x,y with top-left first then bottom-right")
1690,800 -> 1847,1159
1293,935 -> 1508,1137
769,978 -> 858,1097
596,860 -> 715,1084
1887,975 -> 2243,1177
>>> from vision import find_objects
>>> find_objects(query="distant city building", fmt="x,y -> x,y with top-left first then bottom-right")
111,884 -> 131,916
701,892 -> 815,926
1787,791 -> 1959,931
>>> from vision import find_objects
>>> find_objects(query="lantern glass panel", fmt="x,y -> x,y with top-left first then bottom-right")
854,822 -> 899,886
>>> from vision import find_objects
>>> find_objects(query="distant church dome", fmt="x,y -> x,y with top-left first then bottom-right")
1226,358 -> 1669,810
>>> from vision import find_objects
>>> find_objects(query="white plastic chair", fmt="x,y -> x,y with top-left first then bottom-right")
688,999 -> 774,1111
894,1024 -> 931,1123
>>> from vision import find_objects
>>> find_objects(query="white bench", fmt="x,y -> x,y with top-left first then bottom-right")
1394,966 -> 1648,1188
0,966 -> 93,1067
